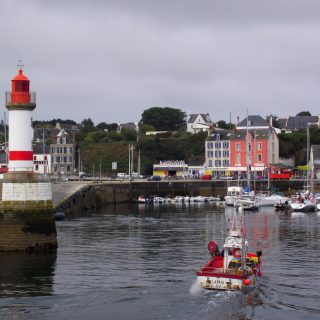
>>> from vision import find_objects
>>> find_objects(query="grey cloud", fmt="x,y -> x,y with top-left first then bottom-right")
1,0 -> 320,124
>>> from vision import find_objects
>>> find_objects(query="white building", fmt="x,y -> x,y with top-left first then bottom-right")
33,145 -> 52,174
187,113 -> 213,134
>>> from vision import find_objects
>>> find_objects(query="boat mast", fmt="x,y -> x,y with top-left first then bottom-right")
307,124 -> 310,191
246,109 -> 250,191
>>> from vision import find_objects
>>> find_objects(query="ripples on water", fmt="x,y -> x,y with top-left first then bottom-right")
0,203 -> 319,320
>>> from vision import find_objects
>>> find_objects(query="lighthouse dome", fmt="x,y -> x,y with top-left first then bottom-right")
12,68 -> 30,82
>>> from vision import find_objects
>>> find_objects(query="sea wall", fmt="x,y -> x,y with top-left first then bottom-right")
58,179 -> 310,214
0,212 -> 57,252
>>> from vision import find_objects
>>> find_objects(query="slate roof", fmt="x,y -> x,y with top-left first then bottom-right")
207,129 -> 232,141
237,115 -> 268,128
278,116 -> 318,130
230,129 -> 270,140
187,113 -> 211,124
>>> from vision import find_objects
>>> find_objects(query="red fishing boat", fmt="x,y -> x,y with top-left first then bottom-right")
196,211 -> 262,290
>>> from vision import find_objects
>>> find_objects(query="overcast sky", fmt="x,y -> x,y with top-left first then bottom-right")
1,0 -> 320,125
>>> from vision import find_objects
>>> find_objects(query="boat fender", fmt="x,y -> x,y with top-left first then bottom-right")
243,278 -> 251,286
232,248 -> 241,258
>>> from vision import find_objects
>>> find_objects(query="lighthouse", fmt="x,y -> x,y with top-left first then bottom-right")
0,67 -> 57,252
6,68 -> 35,172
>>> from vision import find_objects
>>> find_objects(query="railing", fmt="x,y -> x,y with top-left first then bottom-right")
5,91 -> 36,104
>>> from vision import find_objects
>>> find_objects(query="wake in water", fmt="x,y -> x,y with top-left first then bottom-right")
189,280 -> 202,296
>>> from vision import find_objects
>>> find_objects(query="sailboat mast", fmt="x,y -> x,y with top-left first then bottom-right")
307,124 -> 310,191
246,109 -> 250,190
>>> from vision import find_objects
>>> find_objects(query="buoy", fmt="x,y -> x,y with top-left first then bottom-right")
243,278 -> 251,286
257,271 -> 262,277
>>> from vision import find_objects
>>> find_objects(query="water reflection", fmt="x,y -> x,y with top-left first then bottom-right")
0,204 -> 319,320
0,253 -> 56,298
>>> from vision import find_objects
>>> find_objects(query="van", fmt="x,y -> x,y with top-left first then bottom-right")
117,173 -> 126,178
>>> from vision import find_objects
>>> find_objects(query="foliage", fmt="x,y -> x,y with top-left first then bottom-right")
265,114 -> 279,128
121,128 -> 137,141
140,107 -> 186,131
296,111 -> 311,116
33,119 -> 76,127
139,123 -> 156,134
107,131 -> 124,142
216,120 -> 234,130
96,122 -> 118,132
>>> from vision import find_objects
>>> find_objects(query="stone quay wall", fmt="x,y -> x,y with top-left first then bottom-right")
0,212 -> 57,252
57,179 -> 310,215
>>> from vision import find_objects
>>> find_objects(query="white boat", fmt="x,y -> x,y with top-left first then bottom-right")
183,196 -> 190,202
196,210 -> 262,290
153,196 -> 165,203
258,192 -> 291,207
224,186 -> 243,207
274,198 -> 291,210
174,196 -> 184,202
235,195 -> 260,211
205,196 -> 221,202
136,195 -> 146,203
290,200 -> 317,212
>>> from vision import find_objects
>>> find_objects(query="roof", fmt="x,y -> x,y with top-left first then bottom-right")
12,68 -> 30,82
118,122 -> 138,131
279,116 -> 318,130
237,115 -> 268,128
230,129 -> 270,140
207,129 -> 232,141
187,113 -> 211,124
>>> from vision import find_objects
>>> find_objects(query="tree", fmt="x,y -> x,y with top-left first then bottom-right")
140,107 -> 186,131
296,111 -> 311,116
265,114 -> 279,128
216,120 -> 234,130
121,128 -> 137,141
96,122 -> 118,132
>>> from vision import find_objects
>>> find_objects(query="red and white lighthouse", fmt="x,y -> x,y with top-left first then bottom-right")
6,68 -> 35,172
2,67 -> 53,215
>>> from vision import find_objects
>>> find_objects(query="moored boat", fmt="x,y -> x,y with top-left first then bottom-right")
196,211 -> 262,290
224,186 -> 243,207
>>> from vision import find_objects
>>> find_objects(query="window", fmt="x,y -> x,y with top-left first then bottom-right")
67,165 -> 71,172
215,142 -> 221,148
215,150 -> 221,158
215,160 -> 221,167
216,134 -> 220,141
236,143 -> 240,151
33,155 -> 37,160
223,160 -> 229,167
207,142 -> 213,150
258,142 -> 262,150
208,160 -> 213,167
236,154 -> 240,164
257,154 -> 262,162
223,150 -> 229,157
248,143 -> 251,152
223,142 -> 229,149
54,165 -> 57,172
44,156 -> 47,161
35,164 -> 39,171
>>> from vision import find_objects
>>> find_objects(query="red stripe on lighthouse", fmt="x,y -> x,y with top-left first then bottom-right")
9,151 -> 33,161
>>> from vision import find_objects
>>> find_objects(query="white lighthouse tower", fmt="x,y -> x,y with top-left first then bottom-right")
2,67 -> 53,212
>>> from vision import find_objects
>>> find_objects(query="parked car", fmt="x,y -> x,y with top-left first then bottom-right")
148,175 -> 161,181
201,174 -> 212,180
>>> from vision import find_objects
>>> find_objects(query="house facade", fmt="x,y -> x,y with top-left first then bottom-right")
229,129 -> 279,173
50,129 -> 75,176
33,145 -> 51,174
187,113 -> 213,134
205,129 -> 231,177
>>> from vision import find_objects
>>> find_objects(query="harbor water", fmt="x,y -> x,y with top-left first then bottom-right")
0,203 -> 319,320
